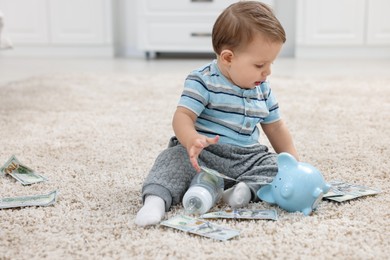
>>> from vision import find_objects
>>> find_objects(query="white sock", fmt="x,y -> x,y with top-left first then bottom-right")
135,195 -> 165,226
223,182 -> 251,208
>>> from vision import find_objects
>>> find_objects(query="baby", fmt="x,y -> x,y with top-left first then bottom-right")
136,1 -> 299,226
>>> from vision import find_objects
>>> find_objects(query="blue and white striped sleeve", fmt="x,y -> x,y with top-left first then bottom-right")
178,73 -> 210,116
261,82 -> 281,124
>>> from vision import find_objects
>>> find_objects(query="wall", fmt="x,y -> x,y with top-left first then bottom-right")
275,0 -> 296,57
112,0 -> 139,57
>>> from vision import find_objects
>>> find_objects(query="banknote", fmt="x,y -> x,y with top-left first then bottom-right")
0,190 -> 58,209
160,215 -> 240,241
0,155 -> 47,185
201,209 -> 278,220
238,175 -> 274,185
200,166 -> 273,185
200,166 -> 237,181
323,180 -> 381,202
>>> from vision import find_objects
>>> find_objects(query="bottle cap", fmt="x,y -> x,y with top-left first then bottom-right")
183,186 -> 213,214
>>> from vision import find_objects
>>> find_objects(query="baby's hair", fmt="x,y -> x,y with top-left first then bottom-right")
212,1 -> 286,55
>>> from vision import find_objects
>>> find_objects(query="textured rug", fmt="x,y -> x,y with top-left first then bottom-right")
0,73 -> 389,259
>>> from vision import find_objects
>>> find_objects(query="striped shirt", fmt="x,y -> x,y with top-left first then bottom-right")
178,60 -> 280,147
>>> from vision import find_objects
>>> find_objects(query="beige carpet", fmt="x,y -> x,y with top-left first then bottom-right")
0,72 -> 389,259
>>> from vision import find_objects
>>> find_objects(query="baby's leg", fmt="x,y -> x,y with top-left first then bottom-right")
135,142 -> 196,226
223,182 -> 251,208
135,195 -> 165,226
200,143 -> 277,203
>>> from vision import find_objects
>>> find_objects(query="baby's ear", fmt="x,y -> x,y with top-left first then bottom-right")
219,49 -> 234,64
277,153 -> 298,171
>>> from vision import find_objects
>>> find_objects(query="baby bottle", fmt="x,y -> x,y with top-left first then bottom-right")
182,169 -> 224,215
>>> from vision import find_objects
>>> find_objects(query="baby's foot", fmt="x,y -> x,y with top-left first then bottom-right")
223,182 -> 251,208
135,195 -> 165,226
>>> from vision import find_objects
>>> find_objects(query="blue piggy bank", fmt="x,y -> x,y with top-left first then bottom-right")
257,153 -> 331,216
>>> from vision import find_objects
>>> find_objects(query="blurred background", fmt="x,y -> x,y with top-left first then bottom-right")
1,0 -> 389,58
0,0 -> 389,82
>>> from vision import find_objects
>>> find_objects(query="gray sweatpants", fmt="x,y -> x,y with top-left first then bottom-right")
141,137 -> 278,211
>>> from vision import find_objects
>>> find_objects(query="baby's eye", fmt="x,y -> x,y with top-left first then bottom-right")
255,64 -> 264,69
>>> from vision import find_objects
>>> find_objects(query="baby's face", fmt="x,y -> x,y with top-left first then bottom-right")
226,33 -> 282,89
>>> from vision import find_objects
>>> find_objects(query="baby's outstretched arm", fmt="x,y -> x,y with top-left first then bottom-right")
261,119 -> 299,160
172,107 -> 219,171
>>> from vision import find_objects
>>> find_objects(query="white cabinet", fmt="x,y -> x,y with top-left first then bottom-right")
366,0 -> 390,45
0,0 -> 113,57
136,0 -> 276,57
297,0 -> 365,45
296,0 -> 390,58
49,0 -> 111,44
0,0 -> 49,43
136,0 -> 238,57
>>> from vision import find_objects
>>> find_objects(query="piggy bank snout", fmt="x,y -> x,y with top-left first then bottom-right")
280,183 -> 294,198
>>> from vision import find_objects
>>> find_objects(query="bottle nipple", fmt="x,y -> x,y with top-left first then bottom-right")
185,197 -> 202,214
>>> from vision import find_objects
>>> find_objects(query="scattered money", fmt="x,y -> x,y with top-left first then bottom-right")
160,215 -> 240,241
200,166 -> 272,185
0,190 -> 58,209
323,180 -> 380,202
238,175 -> 274,185
200,209 -> 278,220
200,166 -> 237,181
0,155 -> 47,185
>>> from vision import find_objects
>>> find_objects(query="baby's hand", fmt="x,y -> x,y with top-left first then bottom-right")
188,135 -> 219,172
